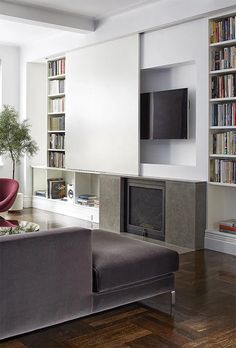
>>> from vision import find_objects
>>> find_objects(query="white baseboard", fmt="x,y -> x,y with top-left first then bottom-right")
32,196 -> 99,223
23,195 -> 32,208
205,229 -> 236,256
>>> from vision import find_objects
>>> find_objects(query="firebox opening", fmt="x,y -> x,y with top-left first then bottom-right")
124,179 -> 165,241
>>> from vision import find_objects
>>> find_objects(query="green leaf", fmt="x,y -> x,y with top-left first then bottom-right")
0,105 -> 38,178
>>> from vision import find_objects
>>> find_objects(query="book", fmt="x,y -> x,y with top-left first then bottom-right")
219,225 -> 236,232
35,190 -> 46,197
78,194 -> 97,200
219,219 -> 236,227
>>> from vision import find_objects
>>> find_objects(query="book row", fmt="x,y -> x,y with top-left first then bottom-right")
211,74 -> 236,98
49,134 -> 65,149
48,97 -> 65,113
212,102 -> 236,126
218,219 -> 236,234
212,131 -> 236,155
48,58 -> 65,77
210,159 -> 236,184
49,79 -> 65,95
210,16 -> 236,43
48,152 -> 65,168
212,46 -> 236,70
49,115 -> 65,131
77,194 -> 99,207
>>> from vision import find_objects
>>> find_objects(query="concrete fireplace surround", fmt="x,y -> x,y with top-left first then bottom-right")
99,175 -> 206,250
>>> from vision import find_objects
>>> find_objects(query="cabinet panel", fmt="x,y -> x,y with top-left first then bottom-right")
66,35 -> 139,175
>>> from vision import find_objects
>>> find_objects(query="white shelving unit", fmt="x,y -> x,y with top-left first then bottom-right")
31,57 -> 100,223
207,13 -> 236,255
32,166 -> 100,223
47,57 -> 66,169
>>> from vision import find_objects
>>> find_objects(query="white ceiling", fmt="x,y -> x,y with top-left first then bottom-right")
0,18 -> 62,46
3,0 -> 159,19
0,0 -> 160,47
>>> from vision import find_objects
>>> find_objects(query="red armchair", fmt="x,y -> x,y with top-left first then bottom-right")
0,179 -> 19,213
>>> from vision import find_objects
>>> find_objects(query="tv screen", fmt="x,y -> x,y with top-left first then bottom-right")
140,88 -> 188,140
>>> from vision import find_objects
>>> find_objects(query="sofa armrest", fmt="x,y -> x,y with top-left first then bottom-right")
0,227 -> 92,339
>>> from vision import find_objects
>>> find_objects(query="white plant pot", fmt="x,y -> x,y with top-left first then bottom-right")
9,192 -> 24,211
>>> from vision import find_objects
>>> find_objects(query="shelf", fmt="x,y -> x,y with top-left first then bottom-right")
210,39 -> 236,47
210,154 -> 236,158
206,228 -> 236,238
48,149 -> 65,152
210,68 -> 236,75
210,126 -> 236,130
48,93 -> 65,98
48,112 -> 65,116
33,195 -> 99,208
32,165 -> 101,175
48,74 -> 65,80
48,166 -> 65,169
48,130 -> 65,133
208,181 -> 236,187
210,97 -> 236,102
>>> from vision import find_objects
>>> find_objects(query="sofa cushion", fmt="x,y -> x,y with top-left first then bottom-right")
92,230 -> 179,293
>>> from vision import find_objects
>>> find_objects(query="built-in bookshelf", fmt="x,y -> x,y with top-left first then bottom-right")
209,14 -> 236,185
47,57 -> 66,168
207,13 -> 236,256
32,166 -> 100,223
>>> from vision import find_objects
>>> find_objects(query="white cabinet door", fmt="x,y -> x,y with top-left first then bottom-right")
66,35 -> 139,175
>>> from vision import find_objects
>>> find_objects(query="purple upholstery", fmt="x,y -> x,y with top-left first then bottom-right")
0,179 -> 19,212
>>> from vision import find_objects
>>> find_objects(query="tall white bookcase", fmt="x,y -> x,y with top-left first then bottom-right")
47,57 -> 66,168
31,56 -> 100,223
206,12 -> 236,255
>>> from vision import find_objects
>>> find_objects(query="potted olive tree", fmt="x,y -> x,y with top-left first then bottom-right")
0,105 -> 38,210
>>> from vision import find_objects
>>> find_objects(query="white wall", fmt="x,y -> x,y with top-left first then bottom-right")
141,62 -> 196,166
140,19 -> 208,181
66,35 -> 140,175
0,45 -> 20,180
26,62 -> 47,167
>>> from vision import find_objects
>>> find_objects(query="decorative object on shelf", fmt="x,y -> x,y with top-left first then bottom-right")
67,184 -> 74,202
48,178 -> 66,199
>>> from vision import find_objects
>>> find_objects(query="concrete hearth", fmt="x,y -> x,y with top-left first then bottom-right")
99,175 -> 206,250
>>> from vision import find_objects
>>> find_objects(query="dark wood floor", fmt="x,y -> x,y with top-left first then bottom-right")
1,209 -> 236,348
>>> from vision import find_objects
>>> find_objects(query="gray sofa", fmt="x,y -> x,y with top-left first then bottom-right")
0,227 -> 179,340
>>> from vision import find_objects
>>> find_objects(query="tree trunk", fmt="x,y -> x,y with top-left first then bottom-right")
12,160 -> 15,179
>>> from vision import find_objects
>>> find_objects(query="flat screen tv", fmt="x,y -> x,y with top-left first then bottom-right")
140,88 -> 188,140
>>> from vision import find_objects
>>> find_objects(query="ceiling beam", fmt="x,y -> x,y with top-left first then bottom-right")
0,1 -> 95,33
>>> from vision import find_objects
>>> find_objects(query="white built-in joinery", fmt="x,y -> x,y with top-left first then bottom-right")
47,57 -> 66,169
206,12 -> 236,255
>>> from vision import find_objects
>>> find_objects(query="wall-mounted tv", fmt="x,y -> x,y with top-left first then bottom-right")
140,88 -> 188,140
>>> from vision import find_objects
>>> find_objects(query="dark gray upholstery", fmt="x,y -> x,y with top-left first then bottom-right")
93,274 -> 175,313
0,227 -> 179,340
0,227 -> 92,340
92,230 -> 179,293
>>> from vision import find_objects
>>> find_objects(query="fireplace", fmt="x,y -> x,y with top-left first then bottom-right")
124,179 -> 165,241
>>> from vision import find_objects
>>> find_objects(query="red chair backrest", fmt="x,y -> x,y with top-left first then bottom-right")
0,179 -> 19,212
